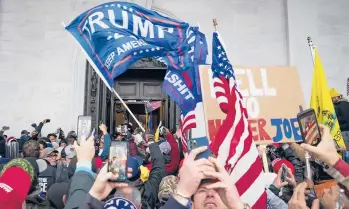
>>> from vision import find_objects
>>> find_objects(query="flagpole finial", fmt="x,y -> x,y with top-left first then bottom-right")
213,19 -> 218,31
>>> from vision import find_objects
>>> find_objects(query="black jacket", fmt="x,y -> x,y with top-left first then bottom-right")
132,143 -> 166,209
283,146 -> 304,183
334,99 -> 349,131
64,170 -> 95,209
37,159 -> 57,195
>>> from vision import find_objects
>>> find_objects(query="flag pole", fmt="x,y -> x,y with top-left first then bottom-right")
307,37 -> 315,66
111,89 -> 145,132
62,21 -> 145,132
213,19 -> 218,31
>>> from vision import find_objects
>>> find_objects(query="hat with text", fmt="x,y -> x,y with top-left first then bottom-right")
0,159 -> 34,208
104,197 -> 137,209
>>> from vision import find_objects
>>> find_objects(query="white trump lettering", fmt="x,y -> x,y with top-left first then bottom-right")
133,15 -> 154,38
157,26 -> 174,38
164,71 -> 194,100
88,12 -> 109,34
108,9 -> 128,29
82,9 -> 174,40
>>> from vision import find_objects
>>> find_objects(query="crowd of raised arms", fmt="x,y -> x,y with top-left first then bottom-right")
0,88 -> 348,209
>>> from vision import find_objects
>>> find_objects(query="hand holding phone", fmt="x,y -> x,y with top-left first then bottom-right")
297,108 -> 321,146
108,141 -> 128,182
77,116 -> 92,144
188,137 -> 211,160
90,164 -> 130,201
281,164 -> 288,182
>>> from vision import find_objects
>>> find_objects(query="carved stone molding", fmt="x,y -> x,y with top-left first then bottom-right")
129,58 -> 167,69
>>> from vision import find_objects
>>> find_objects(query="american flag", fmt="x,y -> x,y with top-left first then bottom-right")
210,32 -> 266,208
177,30 -> 207,153
179,110 -> 196,153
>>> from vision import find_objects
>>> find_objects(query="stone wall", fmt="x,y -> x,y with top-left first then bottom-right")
1,0 -> 348,136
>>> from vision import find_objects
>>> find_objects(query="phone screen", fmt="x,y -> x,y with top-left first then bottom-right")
77,116 -> 92,144
298,109 -> 321,146
188,137 -> 211,160
281,164 -> 288,182
108,142 -> 128,182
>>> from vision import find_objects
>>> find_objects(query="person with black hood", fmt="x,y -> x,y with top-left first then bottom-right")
330,88 -> 349,148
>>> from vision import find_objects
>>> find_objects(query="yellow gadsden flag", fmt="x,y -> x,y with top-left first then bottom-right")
310,48 -> 346,148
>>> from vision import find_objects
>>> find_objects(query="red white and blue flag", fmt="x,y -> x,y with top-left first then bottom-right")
210,31 -> 266,208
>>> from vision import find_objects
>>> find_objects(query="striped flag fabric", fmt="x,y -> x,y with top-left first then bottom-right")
210,31 -> 266,208
303,120 -> 320,145
179,110 -> 196,153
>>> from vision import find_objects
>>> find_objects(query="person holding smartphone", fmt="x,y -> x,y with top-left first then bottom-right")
98,123 -> 111,161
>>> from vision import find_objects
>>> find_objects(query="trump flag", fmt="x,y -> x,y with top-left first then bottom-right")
65,1 -> 191,87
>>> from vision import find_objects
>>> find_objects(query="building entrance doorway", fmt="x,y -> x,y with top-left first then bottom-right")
84,58 -> 180,133
114,103 -> 161,133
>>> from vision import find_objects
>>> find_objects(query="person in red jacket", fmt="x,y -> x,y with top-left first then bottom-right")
144,128 -> 180,175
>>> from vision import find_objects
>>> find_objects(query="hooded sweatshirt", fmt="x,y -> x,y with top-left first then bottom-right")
334,98 -> 349,131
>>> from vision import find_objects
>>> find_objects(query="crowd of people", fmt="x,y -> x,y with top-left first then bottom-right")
0,88 -> 348,209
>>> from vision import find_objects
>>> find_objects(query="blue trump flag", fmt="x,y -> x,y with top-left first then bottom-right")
163,68 -> 197,111
65,1 -> 191,87
161,27 -> 208,112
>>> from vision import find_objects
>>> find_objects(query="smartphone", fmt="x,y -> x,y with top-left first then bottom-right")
77,116 -> 92,144
108,141 -> 128,182
281,164 -> 288,182
188,136 -> 211,160
90,128 -> 96,137
307,188 -> 317,198
297,108 -> 321,146
46,119 -> 51,123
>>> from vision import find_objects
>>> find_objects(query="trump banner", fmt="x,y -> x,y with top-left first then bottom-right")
65,1 -> 191,87
199,65 -> 305,144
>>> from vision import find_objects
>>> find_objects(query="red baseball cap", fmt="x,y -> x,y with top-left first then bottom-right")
0,167 -> 31,208
272,158 -> 295,175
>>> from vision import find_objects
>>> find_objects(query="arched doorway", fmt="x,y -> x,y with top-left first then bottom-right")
83,58 -> 179,133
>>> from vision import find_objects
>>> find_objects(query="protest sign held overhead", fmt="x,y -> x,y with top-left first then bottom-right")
200,65 -> 305,145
